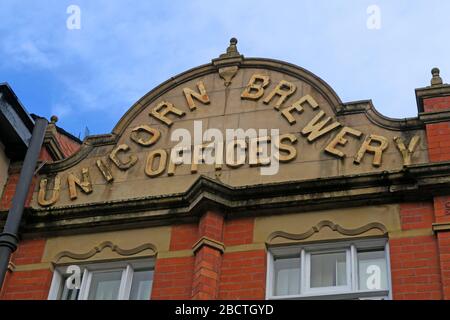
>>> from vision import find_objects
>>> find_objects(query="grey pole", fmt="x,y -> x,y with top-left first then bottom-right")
0,117 -> 48,290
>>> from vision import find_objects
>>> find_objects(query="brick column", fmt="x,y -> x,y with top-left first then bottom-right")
191,211 -> 225,300
417,67 -> 450,299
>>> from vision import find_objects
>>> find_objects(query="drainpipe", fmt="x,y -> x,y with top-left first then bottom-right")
0,117 -> 48,290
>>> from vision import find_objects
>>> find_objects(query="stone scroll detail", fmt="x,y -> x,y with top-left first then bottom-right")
53,241 -> 157,263
267,220 -> 387,243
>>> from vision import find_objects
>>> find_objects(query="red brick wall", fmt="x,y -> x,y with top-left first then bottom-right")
10,239 -> 46,265
223,217 -> 254,246
218,217 -> 263,299
390,198 -> 450,301
0,174 -> 35,210
39,147 -> 53,162
148,222 -> 199,300
433,196 -> 450,224
56,131 -> 80,158
423,96 -> 450,162
390,203 -> 443,299
437,232 -> 450,299
38,131 -> 80,161
151,256 -> 195,300
426,122 -> 450,162
399,202 -> 434,231
0,173 -> 19,210
0,269 -> 52,300
0,238 -> 50,300
390,236 -> 442,299
198,211 -> 224,241
423,96 -> 450,113
219,250 -> 266,300
170,223 -> 198,251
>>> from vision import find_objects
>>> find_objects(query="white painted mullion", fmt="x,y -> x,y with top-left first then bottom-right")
265,251 -> 274,299
78,268 -> 91,300
118,265 -> 134,300
301,249 -> 308,295
385,242 -> 393,300
350,245 -> 358,291
47,270 -> 62,300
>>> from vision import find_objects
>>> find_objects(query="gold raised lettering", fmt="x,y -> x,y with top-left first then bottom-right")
354,134 -> 389,167
145,149 -> 167,177
96,159 -> 114,183
274,134 -> 298,162
38,176 -> 61,207
68,168 -> 93,200
130,125 -> 161,147
281,95 -> 319,125
150,101 -> 185,127
241,74 -> 270,100
393,135 -> 420,166
109,144 -> 138,170
301,110 -> 341,142
263,80 -> 296,110
183,81 -> 210,111
325,126 -> 362,158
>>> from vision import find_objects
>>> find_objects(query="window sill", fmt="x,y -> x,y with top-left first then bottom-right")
268,290 -> 390,300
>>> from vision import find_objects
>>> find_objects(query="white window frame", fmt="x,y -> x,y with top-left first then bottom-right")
266,238 -> 392,300
48,259 -> 154,300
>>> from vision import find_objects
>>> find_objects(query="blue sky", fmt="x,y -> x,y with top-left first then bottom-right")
0,1 -> 449,138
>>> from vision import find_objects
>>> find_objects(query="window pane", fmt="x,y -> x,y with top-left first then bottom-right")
130,270 -> 154,300
273,256 -> 300,296
88,271 -> 122,300
310,251 -> 347,288
358,250 -> 387,291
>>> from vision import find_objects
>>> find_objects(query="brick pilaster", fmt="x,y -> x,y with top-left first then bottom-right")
416,68 -> 450,299
191,211 -> 225,300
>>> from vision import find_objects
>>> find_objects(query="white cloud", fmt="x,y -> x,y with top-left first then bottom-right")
2,39 -> 58,70
51,103 -> 73,118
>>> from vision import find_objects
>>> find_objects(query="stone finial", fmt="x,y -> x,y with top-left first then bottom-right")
219,37 -> 240,59
46,115 -> 59,136
50,115 -> 59,124
431,67 -> 443,86
212,38 -> 243,85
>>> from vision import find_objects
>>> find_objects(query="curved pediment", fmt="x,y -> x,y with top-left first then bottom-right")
33,39 -> 429,210
110,56 -> 344,139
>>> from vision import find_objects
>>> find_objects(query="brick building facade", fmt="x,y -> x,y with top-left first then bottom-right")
1,40 -> 450,300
